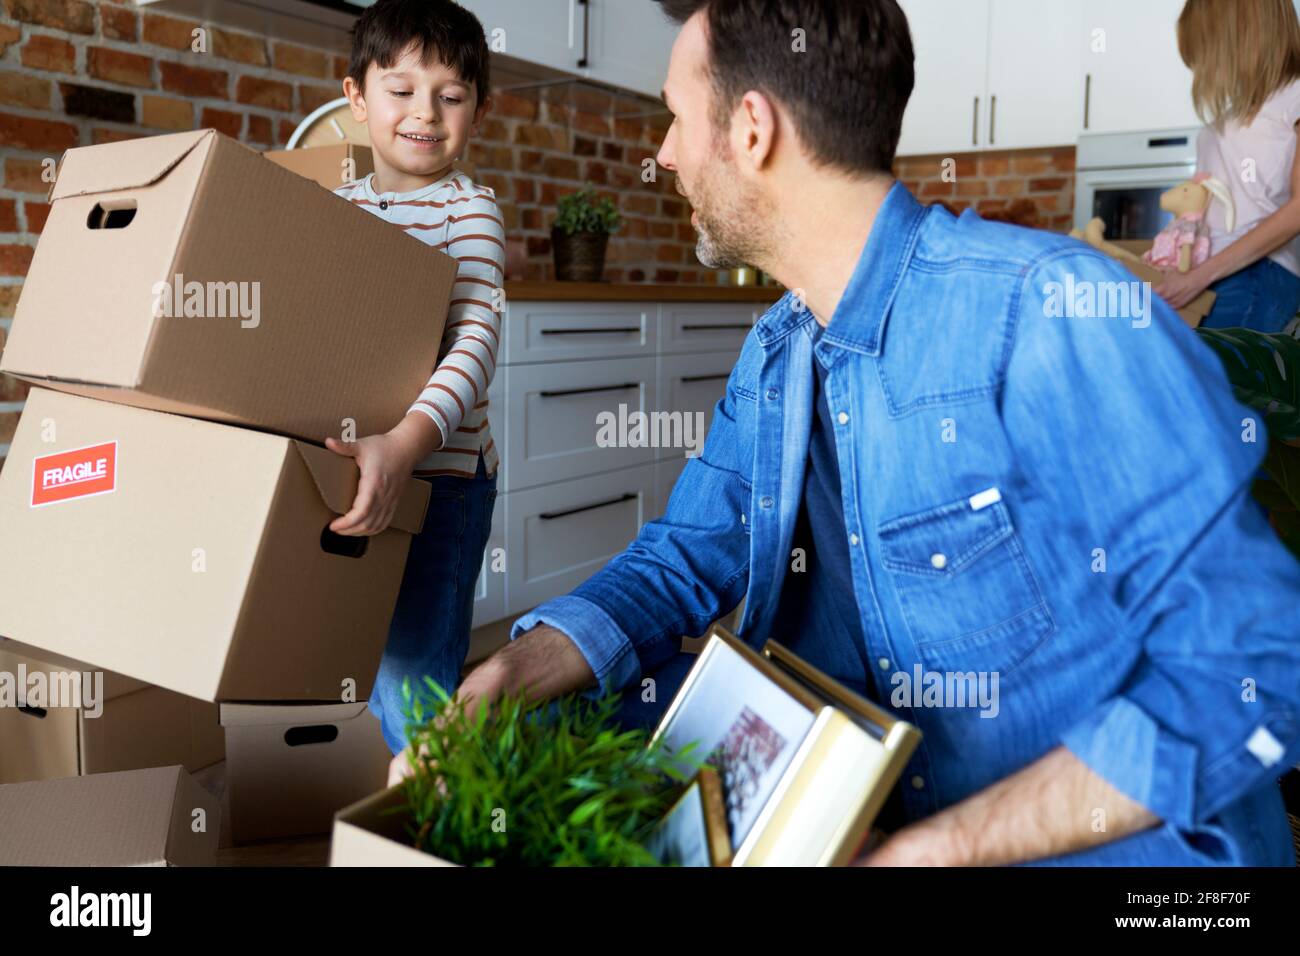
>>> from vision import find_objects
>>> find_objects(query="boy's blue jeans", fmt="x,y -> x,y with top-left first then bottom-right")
1203,256 -> 1300,333
369,451 -> 497,754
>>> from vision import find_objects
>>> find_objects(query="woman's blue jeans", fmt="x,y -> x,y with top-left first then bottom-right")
1203,256 -> 1300,333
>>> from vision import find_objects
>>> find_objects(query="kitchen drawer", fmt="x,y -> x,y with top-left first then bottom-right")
502,357 -> 658,492
655,350 -> 736,461
503,300 -> 656,365
505,464 -> 655,616
659,303 -> 758,354
470,487 -> 507,629
652,456 -> 689,520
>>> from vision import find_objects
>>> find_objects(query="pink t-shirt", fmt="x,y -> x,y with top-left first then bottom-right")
1196,77 -> 1300,277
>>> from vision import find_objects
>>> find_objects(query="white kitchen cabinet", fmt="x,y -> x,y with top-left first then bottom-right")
655,350 -> 736,461
460,0 -> 580,75
896,0 -> 991,156
1079,0 -> 1199,134
582,0 -> 680,99
986,0 -> 1083,149
658,303 -> 757,354
504,463 -> 655,614
471,486 -> 508,628
502,300 -> 656,364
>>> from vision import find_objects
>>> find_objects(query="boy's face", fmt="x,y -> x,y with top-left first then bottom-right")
343,42 -> 489,191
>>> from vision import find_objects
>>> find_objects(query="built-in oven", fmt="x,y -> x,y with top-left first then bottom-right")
1074,127 -> 1201,239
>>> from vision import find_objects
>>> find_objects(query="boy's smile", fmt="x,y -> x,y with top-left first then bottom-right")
343,41 -> 489,194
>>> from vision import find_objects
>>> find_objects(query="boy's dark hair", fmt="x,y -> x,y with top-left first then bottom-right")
348,0 -> 491,107
657,0 -> 913,175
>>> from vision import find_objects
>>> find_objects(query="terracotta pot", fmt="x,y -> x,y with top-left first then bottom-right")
552,228 -> 609,282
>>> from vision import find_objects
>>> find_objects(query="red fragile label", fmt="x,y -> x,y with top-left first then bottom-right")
31,441 -> 117,507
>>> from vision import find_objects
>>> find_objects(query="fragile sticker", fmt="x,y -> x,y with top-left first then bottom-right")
31,441 -> 117,507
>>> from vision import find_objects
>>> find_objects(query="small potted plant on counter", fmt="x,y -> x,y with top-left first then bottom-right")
551,185 -> 622,282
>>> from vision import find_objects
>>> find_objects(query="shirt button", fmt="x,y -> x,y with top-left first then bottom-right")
766,388 -> 779,400
930,552 -> 948,570
848,532 -> 860,546
877,657 -> 890,671
910,775 -> 926,790
760,495 -> 774,509
740,512 -> 746,525
837,411 -> 849,425
379,200 -> 389,210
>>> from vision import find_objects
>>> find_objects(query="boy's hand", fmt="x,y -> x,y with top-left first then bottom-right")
325,413 -> 441,536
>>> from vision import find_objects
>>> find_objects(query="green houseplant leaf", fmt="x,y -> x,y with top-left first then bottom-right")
553,185 -> 623,237
1195,328 -> 1300,442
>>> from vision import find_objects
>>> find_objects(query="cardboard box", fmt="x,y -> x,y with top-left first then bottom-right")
0,389 -> 430,702
0,128 -> 459,444
265,143 -> 375,191
0,765 -> 220,866
0,640 -> 223,785
331,784 -> 453,867
1105,239 -> 1216,328
221,701 -> 391,843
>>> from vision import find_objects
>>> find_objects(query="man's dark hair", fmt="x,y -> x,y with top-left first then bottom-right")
348,0 -> 491,107
658,0 -> 913,175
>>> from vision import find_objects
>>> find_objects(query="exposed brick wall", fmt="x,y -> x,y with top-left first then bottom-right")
893,146 -> 1077,232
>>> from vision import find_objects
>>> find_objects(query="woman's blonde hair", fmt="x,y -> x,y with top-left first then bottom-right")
1178,0 -> 1300,127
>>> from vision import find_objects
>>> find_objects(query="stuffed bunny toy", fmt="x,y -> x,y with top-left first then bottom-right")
1141,173 -> 1235,273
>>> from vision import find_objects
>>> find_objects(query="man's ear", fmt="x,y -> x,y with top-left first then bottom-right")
737,89 -> 777,173
342,76 -> 368,123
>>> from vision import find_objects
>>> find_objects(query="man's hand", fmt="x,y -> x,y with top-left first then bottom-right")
386,624 -> 599,787
854,747 -> 1159,867
325,412 -> 442,536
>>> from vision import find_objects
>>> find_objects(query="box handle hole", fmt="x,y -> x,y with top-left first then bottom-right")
283,724 -> 339,747
86,200 -> 137,229
320,525 -> 367,559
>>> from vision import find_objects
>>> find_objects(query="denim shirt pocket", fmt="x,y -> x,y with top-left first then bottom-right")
877,490 -> 1054,677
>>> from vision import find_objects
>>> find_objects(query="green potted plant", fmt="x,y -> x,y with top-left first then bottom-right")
390,680 -> 697,866
1196,327 -> 1300,557
552,185 -> 622,282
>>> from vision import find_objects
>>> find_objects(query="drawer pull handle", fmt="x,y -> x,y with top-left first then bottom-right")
680,373 -> 730,384
680,323 -> 750,331
540,326 -> 641,335
539,492 -> 638,521
539,383 -> 638,398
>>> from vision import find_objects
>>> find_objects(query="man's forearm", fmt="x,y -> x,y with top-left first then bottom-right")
867,746 -> 1160,866
460,624 -> 597,708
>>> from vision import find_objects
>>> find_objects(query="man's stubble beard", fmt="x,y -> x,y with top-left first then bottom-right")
689,140 -> 773,271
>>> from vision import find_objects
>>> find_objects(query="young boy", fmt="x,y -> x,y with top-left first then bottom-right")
326,0 -> 503,754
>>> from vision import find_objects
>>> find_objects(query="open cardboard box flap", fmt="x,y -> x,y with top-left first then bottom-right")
293,442 -> 428,534
49,129 -> 214,202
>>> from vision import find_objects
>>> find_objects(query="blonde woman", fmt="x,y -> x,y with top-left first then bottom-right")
1157,0 -> 1300,332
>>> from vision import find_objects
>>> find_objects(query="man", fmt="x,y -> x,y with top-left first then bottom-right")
394,0 -> 1300,865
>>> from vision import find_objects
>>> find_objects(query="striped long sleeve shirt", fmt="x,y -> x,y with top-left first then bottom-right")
335,168 -> 504,479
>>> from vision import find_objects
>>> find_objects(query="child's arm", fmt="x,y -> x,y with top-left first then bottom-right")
328,185 -> 506,536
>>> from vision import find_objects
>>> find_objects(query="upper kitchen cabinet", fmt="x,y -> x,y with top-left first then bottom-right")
1079,0 -> 1200,134
895,0 -> 990,156
460,0 -> 580,76
985,0 -> 1083,150
460,0 -> 677,99
582,0 -> 680,99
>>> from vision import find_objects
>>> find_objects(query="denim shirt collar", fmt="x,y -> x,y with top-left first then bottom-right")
755,180 -> 928,357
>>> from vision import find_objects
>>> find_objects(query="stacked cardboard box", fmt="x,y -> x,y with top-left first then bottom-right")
0,129 -> 459,848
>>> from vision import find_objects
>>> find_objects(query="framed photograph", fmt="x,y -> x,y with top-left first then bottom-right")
644,766 -> 732,867
650,629 -> 820,848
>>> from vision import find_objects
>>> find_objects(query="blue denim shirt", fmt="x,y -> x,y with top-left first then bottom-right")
513,182 -> 1300,865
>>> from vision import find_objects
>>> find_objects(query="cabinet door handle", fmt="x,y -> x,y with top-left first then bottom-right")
577,0 -> 590,68
1083,73 -> 1091,130
540,326 -> 640,335
972,96 -> 980,146
680,373 -> 730,383
989,94 -> 996,145
680,323 -> 751,331
538,382 -> 638,398
540,492 -> 637,521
